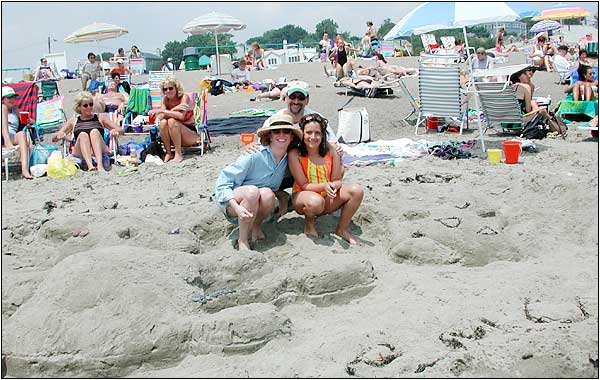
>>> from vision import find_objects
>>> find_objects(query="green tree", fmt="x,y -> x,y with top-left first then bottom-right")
161,33 -> 237,66
100,52 -> 113,61
246,24 -> 309,46
314,18 -> 339,39
378,18 -> 396,39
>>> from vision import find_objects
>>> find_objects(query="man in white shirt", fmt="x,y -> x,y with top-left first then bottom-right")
230,59 -> 251,86
553,45 -> 573,84
471,47 -> 491,71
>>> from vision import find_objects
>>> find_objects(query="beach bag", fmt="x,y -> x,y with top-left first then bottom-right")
29,143 -> 59,166
547,112 -> 568,139
47,151 -> 78,179
520,113 -> 548,140
337,107 -> 370,143
141,141 -> 165,162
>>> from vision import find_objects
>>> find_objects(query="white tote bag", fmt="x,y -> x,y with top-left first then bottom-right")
337,107 -> 370,144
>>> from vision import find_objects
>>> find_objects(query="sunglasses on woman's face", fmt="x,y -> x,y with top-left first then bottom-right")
81,103 -> 93,108
271,128 -> 292,135
163,86 -> 175,91
288,93 -> 306,101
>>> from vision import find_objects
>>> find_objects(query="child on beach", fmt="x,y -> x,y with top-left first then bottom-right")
288,113 -> 363,245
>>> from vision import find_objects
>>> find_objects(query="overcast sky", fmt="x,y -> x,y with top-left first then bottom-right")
1,1 -> 597,70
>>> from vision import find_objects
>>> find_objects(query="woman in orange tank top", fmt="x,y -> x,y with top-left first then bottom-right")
288,113 -> 364,245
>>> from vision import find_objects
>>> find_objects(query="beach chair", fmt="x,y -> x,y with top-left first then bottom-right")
2,147 -> 19,181
5,81 -> 39,119
38,80 -> 60,101
415,55 -> 467,135
440,36 -> 455,50
474,81 -> 530,135
60,117 -> 118,167
380,41 -> 396,58
148,71 -> 172,112
35,96 -> 67,137
420,34 -> 440,54
191,89 -> 212,156
397,74 -> 420,122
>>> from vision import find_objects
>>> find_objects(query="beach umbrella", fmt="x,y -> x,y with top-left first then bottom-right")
183,12 -> 246,76
532,3 -> 591,21
530,20 -> 562,34
506,2 -> 541,19
64,22 -> 129,66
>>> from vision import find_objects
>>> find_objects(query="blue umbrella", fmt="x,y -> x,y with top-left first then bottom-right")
384,2 -> 526,39
530,20 -> 562,33
506,2 -> 541,18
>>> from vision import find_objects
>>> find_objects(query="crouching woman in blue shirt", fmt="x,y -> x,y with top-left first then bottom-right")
214,114 -> 302,251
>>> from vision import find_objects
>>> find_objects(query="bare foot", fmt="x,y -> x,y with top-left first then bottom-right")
238,240 -> 251,251
163,153 -> 172,163
304,218 -> 318,238
335,227 -> 360,246
21,172 -> 33,180
172,153 -> 184,163
251,226 -> 265,241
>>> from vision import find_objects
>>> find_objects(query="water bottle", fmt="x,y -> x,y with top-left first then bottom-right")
149,125 -> 158,142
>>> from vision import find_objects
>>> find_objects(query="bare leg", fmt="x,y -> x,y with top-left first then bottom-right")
324,184 -> 364,245
336,63 -> 343,80
73,133 -> 95,171
274,190 -> 290,219
168,119 -> 200,163
158,119 -> 172,162
583,83 -> 593,101
13,132 -> 32,179
251,188 -> 276,241
89,128 -> 108,171
293,191 -> 325,238
226,186 -> 260,250
573,82 -> 582,101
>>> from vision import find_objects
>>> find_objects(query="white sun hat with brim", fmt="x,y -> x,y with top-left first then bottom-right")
256,114 -> 302,141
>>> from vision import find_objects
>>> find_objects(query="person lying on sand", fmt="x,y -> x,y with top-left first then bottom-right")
335,76 -> 387,98
375,54 -> 418,77
289,113 -> 364,245
148,77 -> 198,163
252,81 -> 288,102
244,81 -> 343,219
53,91 -> 123,172
214,114 -> 302,251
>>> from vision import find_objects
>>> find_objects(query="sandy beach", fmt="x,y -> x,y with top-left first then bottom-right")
2,53 -> 598,378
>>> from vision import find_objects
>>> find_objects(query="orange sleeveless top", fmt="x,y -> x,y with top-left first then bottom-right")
293,152 -> 333,196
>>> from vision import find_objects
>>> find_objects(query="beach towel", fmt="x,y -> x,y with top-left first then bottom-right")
127,88 -> 150,115
4,81 -> 38,120
230,109 -> 278,117
557,100 -> 598,121
206,116 -> 268,136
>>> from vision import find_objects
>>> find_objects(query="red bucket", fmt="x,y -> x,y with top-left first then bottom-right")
426,117 -> 439,130
502,141 -> 522,164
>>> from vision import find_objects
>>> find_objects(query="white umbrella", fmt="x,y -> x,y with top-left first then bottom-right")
183,12 -> 246,76
64,22 -> 129,66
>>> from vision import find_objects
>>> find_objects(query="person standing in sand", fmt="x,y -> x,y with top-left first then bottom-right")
148,77 -> 198,163
288,113 -> 363,245
214,114 -> 301,251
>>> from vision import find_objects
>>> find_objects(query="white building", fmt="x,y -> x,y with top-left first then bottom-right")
263,42 -> 318,65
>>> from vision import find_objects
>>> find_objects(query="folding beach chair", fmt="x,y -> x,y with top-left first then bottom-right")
397,74 -> 420,122
191,89 -> 212,156
414,54 -> 467,135
60,116 -> 119,167
2,147 -> 19,181
148,71 -> 172,112
38,80 -> 60,101
4,81 -> 39,119
474,81 -> 529,135
440,36 -> 455,50
35,97 -> 67,137
420,34 -> 440,54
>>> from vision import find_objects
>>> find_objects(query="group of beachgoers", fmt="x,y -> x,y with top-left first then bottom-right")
214,80 -> 364,250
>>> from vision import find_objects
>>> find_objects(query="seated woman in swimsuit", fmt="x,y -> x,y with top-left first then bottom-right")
53,91 -> 124,172
250,42 -> 267,70
34,57 -> 56,81
565,64 -> 598,101
288,113 -> 364,245
510,68 -> 552,124
148,77 -> 198,163
93,80 -> 129,122
2,87 -> 33,179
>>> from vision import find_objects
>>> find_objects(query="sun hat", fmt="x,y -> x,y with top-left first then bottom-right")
167,57 -> 173,62
2,87 -> 17,99
286,80 -> 309,97
256,114 -> 302,140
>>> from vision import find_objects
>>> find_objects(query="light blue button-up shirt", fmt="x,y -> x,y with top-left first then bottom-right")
214,145 -> 289,205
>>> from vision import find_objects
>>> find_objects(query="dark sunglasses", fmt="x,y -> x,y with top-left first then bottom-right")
271,128 -> 292,135
163,86 -> 175,91
288,93 -> 306,101
81,103 -> 93,108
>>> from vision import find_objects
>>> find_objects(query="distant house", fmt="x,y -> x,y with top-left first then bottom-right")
481,21 -> 527,37
263,43 -> 318,65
